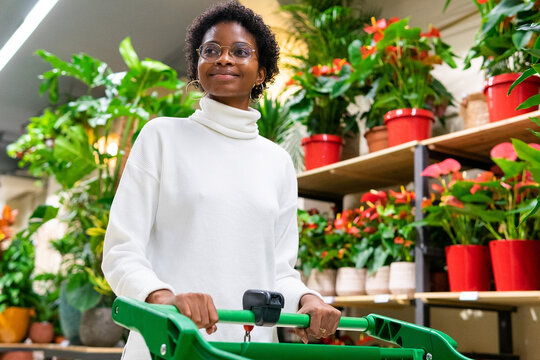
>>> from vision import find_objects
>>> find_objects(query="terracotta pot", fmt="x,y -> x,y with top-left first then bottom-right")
79,307 -> 123,347
301,134 -> 343,170
490,240 -> 540,291
388,262 -> 416,296
483,73 -> 540,122
0,307 -> 32,343
365,266 -> 390,295
445,245 -> 491,292
335,267 -> 367,296
306,269 -> 337,296
383,108 -> 434,146
29,321 -> 54,344
364,126 -> 388,153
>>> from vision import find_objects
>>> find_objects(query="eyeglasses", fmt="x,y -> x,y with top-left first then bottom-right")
197,42 -> 256,63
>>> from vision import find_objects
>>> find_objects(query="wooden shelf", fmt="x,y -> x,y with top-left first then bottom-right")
0,343 -> 122,360
422,110 -> 540,161
297,111 -> 540,198
416,291 -> 540,309
297,141 -> 418,198
324,294 -> 413,307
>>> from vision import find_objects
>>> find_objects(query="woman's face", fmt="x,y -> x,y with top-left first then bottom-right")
197,22 -> 266,110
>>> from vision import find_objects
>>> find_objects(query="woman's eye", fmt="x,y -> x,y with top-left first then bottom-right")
233,46 -> 251,58
202,45 -> 219,56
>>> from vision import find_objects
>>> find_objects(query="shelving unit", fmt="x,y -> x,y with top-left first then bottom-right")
297,110 -> 540,359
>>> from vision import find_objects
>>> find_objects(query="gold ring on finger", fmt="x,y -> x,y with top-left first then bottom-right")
320,328 -> 327,335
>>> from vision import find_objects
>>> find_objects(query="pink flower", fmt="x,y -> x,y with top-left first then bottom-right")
491,142 -> 517,161
421,163 -> 442,178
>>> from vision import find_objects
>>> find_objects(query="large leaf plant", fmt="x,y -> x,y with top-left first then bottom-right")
7,37 -> 198,313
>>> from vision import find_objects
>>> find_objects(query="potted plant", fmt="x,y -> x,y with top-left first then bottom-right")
419,159 -> 493,291
478,142 -> 540,290
459,0 -> 540,122
329,210 -> 368,296
287,60 -> 360,170
297,209 -> 341,296
349,17 -> 456,147
0,206 -> 53,343
28,273 -> 60,344
381,188 -> 417,296
281,1 -> 373,169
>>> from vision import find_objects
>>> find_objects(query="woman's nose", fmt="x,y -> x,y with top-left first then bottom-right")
216,48 -> 234,65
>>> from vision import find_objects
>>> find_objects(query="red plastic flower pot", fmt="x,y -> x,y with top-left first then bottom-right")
301,134 -> 343,170
490,239 -> 540,291
483,73 -> 540,122
383,108 -> 434,147
445,245 -> 492,292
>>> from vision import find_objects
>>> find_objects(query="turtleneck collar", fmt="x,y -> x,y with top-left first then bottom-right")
191,96 -> 260,140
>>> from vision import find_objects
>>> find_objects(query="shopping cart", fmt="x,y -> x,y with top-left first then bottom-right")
112,292 -> 472,360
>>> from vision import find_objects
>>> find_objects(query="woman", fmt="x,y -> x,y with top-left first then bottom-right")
102,2 -> 340,358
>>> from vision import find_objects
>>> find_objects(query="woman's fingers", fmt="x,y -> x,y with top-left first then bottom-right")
175,293 -> 218,331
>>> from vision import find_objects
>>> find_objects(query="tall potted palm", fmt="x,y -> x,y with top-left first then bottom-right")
7,37 -> 198,345
281,1 -> 373,169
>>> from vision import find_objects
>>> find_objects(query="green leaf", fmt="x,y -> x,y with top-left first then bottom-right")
508,67 -> 537,95
52,125 -> 98,188
66,273 -> 101,312
517,93 -> 540,110
119,37 -> 141,71
493,157 -> 526,178
512,138 -> 540,167
481,0 -> 534,38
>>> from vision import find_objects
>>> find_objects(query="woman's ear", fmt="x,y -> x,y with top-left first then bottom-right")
256,67 -> 267,86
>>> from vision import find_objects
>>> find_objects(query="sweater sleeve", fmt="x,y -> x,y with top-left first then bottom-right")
102,121 -> 175,301
274,156 -> 322,312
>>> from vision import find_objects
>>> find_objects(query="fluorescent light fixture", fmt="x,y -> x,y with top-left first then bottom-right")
0,0 -> 59,73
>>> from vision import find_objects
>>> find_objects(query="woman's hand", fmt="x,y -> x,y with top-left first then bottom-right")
146,289 -> 219,335
296,294 -> 341,343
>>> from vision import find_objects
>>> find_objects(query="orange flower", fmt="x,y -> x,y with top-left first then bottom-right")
394,236 -> 405,244
321,251 -> 328,259
360,45 -> 376,59
332,58 -> 352,72
285,77 -> 296,86
338,248 -> 346,259
404,240 -> 413,248
421,25 -> 441,38
422,193 -> 436,208
441,195 -> 464,208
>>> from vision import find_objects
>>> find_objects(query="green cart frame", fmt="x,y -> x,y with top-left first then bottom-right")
112,296 -> 472,360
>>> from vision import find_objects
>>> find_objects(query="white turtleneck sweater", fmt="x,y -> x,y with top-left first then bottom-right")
102,96 -> 319,359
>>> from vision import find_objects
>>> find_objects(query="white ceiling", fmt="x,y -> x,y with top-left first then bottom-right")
0,0 -> 223,140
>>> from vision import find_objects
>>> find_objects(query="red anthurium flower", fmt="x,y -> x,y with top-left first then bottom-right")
529,143 -> 540,150
388,17 -> 400,25
390,187 -> 415,204
470,184 -> 481,195
421,163 -> 442,178
306,223 -> 318,229
285,78 -> 295,86
361,207 -> 379,220
439,158 -> 461,174
394,236 -> 405,244
491,142 -> 517,161
475,171 -> 494,183
477,0 -> 488,3
311,65 -> 322,76
320,65 -> 332,75
321,251 -> 328,259
422,193 -> 436,208
353,216 -> 361,224
324,224 -> 333,233
332,58 -> 352,72
361,190 -> 387,204
363,226 -> 376,234
347,226 -> 360,236
364,17 -> 388,42
361,45 -> 376,59
334,214 -> 346,230
501,181 -> 512,190
421,25 -> 441,38
442,195 -> 464,208
342,209 -> 354,221
431,183 -> 444,193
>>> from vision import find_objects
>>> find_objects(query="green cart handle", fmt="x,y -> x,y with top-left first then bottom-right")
112,296 -> 472,360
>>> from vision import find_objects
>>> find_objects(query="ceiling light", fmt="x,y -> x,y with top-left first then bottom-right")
0,0 -> 59,73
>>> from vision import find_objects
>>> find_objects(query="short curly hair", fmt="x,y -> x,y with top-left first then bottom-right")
185,1 -> 279,100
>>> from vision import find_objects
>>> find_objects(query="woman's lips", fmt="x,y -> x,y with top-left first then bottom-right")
211,73 -> 238,80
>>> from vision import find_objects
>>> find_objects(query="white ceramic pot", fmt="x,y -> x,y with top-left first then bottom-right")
306,269 -> 337,296
365,265 -> 390,295
335,267 -> 367,296
389,262 -> 416,296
